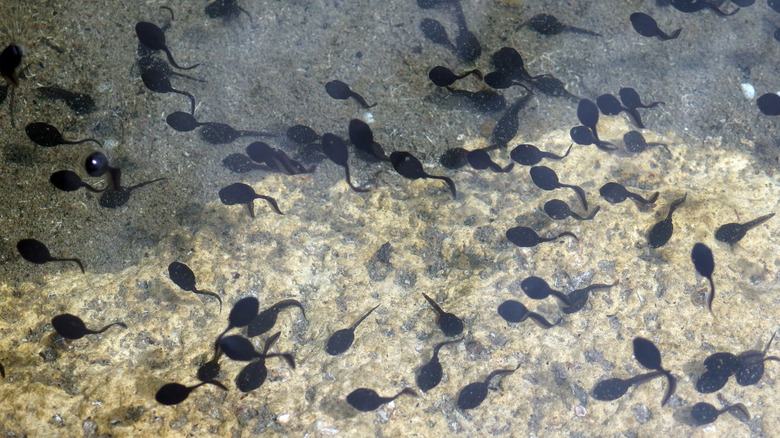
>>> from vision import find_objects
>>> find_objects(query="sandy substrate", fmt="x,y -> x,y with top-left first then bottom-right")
0,1 -> 778,437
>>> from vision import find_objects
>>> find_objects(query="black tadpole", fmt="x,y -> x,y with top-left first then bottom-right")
287,124 -> 320,145
596,94 -> 644,128
520,276 -> 571,305
632,337 -> 677,406
324,80 -> 375,108
135,22 -> 199,70
456,365 -> 520,410
322,133 -> 369,192
416,338 -> 462,392
17,239 -> 84,273
25,122 -> 102,148
715,213 -> 774,245
591,371 -> 665,402
691,243 -> 716,313
168,261 -> 223,312
166,111 -> 206,131
247,299 -> 306,337
428,66 -> 481,87
506,226 -> 578,248
561,280 -> 619,314
734,331 -> 780,386
619,87 -> 664,109
695,351 -> 740,393
491,47 -> 544,82
326,304 -> 380,355
530,166 -> 587,210
510,143 -> 572,166
544,199 -> 599,221
389,151 -> 456,199
0,44 -> 22,86
50,170 -> 105,193
217,297 -> 260,341
691,402 -> 750,426
466,148 -> 514,173
348,119 -> 389,162
623,130 -> 670,154
246,142 -> 315,175
98,176 -> 165,209
422,293 -> 463,337
218,182 -> 283,217
599,182 -> 659,206
218,334 -> 263,361
630,12 -> 682,41
439,147 -> 469,169
570,125 -> 609,149
647,194 -> 687,248
347,387 -> 417,412
155,381 -> 227,405
576,99 -> 613,151
235,331 -> 295,393
497,300 -> 559,328
141,69 -> 196,114
524,13 -> 601,36
52,313 -> 126,340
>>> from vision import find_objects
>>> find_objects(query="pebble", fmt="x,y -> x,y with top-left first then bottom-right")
741,83 -> 755,99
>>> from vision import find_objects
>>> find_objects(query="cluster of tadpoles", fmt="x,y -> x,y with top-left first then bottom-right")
156,296 -> 302,405
590,331 -> 780,426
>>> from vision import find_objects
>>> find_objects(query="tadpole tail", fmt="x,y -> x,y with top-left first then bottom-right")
707,277 -> 715,314
743,213 -> 775,230
343,165 -> 370,193
563,183 -> 588,211
639,100 -> 664,109
71,138 -> 104,148
660,371 -> 677,407
262,331 -> 282,355
528,312 -> 558,329
172,88 -> 196,114
584,205 -> 601,220
428,175 -> 457,199
265,352 -> 296,369
392,387 -> 418,400
629,191 -> 658,205
93,321 -> 127,334
623,108 -> 645,129
256,195 -> 284,215
549,143 -> 573,160
350,304 -> 380,331
163,48 -> 200,70
52,257 -> 85,273
556,231 -> 579,243
569,27 -> 602,37
657,28 -> 682,41
126,177 -> 166,192
194,289 -> 223,312
350,93 -> 375,109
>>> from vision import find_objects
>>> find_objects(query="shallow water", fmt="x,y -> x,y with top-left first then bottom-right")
0,1 -> 778,437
